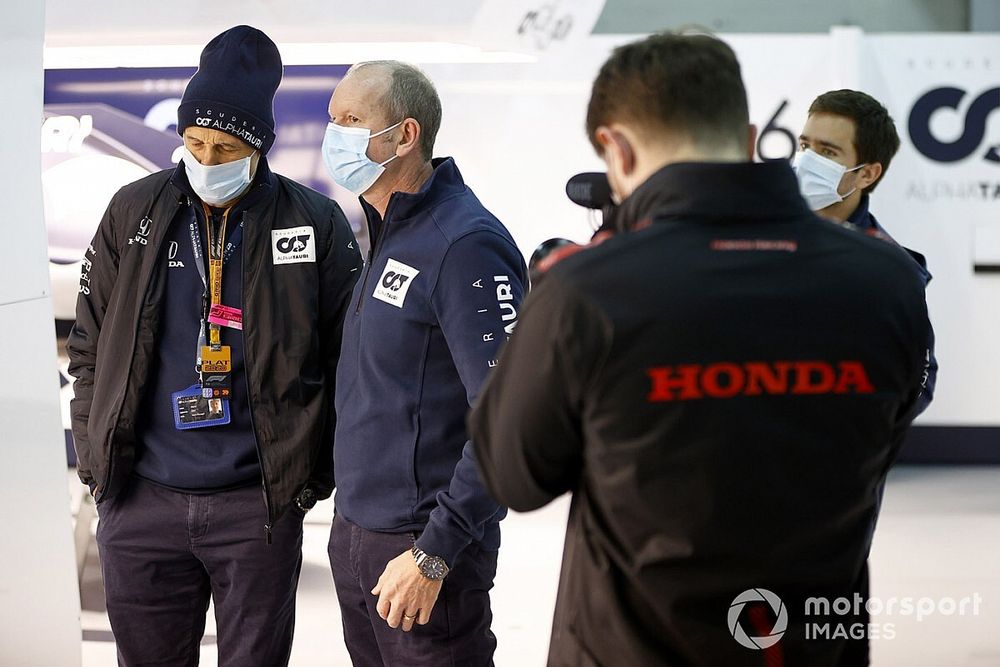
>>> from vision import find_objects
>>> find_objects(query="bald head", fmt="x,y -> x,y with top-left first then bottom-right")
331,60 -> 442,161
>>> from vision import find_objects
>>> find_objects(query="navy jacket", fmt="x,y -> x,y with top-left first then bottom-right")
847,195 -> 937,414
334,158 -> 527,566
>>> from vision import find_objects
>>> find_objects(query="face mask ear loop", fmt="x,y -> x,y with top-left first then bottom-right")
840,163 -> 867,200
370,121 -> 404,168
370,120 -> 404,139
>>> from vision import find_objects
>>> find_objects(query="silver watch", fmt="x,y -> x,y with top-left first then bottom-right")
411,546 -> 449,580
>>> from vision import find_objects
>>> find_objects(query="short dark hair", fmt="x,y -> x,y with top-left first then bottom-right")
586,31 -> 749,153
351,60 -> 442,161
808,89 -> 900,193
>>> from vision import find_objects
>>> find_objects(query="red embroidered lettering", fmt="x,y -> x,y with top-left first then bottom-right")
646,360 -> 875,402
744,362 -> 792,395
834,361 -> 875,394
647,366 -> 703,401
701,363 -> 745,398
791,361 -> 836,394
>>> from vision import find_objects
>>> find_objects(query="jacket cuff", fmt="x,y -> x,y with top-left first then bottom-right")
415,517 -> 472,569
306,477 -> 334,502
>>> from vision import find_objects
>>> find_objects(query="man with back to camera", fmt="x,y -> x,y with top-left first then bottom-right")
66,26 -> 362,666
321,61 -> 527,665
795,88 -> 936,413
469,32 -> 932,666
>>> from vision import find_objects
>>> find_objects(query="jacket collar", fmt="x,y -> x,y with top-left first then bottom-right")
614,160 -> 813,230
846,193 -> 877,231
170,155 -> 277,218
360,157 -> 466,225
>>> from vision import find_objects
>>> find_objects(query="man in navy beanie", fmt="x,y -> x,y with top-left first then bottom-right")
68,25 -> 362,666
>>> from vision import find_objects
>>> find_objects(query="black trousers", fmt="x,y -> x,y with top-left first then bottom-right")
328,513 -> 498,666
96,477 -> 304,667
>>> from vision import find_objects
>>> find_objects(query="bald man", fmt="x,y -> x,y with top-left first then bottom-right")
321,61 -> 527,665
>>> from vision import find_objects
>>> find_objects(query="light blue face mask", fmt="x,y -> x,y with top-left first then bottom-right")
182,146 -> 256,207
321,120 -> 402,195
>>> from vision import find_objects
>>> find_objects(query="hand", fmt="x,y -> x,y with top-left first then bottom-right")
371,549 -> 444,632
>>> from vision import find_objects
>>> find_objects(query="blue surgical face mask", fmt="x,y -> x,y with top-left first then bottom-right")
183,146 -> 256,206
321,121 -> 402,195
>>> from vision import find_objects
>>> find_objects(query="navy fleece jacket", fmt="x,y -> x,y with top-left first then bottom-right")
333,158 -> 527,566
847,194 -> 937,414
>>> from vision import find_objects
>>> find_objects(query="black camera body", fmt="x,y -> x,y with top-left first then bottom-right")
528,173 -> 617,284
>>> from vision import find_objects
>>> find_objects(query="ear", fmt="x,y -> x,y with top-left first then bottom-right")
747,123 -> 759,161
855,161 -> 883,191
394,118 -> 423,159
595,126 -> 635,175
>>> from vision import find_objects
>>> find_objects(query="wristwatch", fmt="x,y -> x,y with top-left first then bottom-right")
295,487 -> 317,512
411,546 -> 450,580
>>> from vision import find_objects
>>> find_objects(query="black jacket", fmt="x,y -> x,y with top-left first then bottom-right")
67,162 -> 362,535
470,162 -> 931,666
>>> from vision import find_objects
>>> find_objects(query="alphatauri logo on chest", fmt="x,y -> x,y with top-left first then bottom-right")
272,226 -> 316,265
373,258 -> 420,308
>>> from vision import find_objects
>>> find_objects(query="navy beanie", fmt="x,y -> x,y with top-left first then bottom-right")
177,25 -> 282,154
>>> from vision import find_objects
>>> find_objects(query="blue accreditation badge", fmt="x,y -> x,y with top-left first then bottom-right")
172,384 -> 231,430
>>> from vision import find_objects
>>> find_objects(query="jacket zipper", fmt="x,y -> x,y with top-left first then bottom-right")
98,194 -> 180,503
354,197 -> 399,314
238,210 -> 274,544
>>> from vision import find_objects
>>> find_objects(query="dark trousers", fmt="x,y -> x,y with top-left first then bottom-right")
96,477 -> 304,667
329,513 -> 498,666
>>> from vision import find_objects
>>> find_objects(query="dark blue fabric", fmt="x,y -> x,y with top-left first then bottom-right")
176,25 -> 281,153
847,194 -> 937,414
97,477 -> 303,666
132,163 -> 274,491
333,158 -> 527,567
329,513 -> 497,666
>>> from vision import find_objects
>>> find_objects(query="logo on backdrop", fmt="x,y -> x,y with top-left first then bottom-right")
728,588 -> 788,650
902,59 -> 1000,203
755,99 -> 797,162
908,86 -> 1000,164
271,226 -> 316,265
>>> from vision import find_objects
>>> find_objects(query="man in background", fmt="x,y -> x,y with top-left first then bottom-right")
796,88 -> 936,412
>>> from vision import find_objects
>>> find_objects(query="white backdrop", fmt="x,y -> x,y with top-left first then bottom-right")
0,1 -> 82,665
860,33 -> 1000,426
427,28 -> 1000,428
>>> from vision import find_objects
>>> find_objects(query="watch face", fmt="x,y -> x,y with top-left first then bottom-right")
297,489 -> 317,510
421,556 -> 448,580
